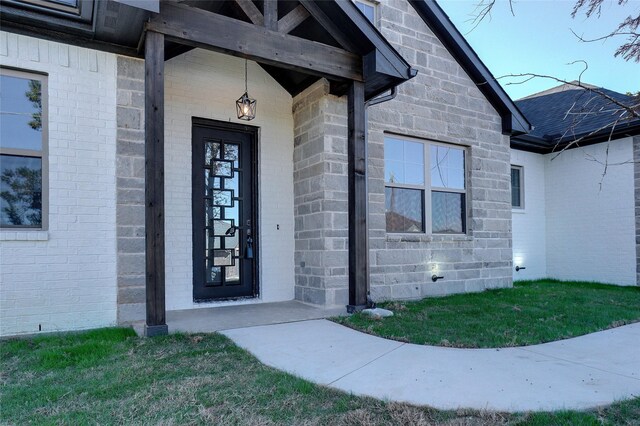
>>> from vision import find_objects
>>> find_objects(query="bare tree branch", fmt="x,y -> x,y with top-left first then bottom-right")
571,0 -> 640,62
464,0 -> 514,34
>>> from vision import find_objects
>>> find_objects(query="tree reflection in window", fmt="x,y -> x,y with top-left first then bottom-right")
0,72 -> 45,227
0,157 -> 42,226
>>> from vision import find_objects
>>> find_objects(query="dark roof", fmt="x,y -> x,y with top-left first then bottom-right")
409,0 -> 531,136
512,87 -> 640,153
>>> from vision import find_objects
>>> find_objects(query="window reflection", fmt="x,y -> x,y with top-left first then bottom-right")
385,187 -> 424,233
0,155 -> 42,226
0,72 -> 45,228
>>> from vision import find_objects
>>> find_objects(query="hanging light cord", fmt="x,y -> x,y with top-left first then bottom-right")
244,59 -> 248,93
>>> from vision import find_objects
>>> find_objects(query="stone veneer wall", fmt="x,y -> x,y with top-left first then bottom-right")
364,0 -> 513,300
292,1 -> 513,306
292,80 -> 350,306
635,136 -> 640,286
115,56 -> 146,323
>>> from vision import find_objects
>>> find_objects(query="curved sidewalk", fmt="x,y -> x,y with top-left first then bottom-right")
222,320 -> 640,412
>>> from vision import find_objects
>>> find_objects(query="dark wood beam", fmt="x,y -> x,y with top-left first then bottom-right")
263,0 -> 278,31
235,0 -> 264,26
144,31 -> 168,337
347,80 -> 368,312
298,0 -> 359,52
147,2 -> 362,82
277,4 -> 310,34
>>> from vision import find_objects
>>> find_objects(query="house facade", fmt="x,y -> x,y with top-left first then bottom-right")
0,0 -> 558,337
510,85 -> 640,286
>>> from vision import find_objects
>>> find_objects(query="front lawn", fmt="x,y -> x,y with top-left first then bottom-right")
1,328 -> 639,425
334,280 -> 640,348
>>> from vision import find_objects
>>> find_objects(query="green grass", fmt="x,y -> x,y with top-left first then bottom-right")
1,328 -> 639,425
333,280 -> 640,348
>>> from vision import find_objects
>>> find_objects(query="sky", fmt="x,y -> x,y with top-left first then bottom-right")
438,0 -> 640,99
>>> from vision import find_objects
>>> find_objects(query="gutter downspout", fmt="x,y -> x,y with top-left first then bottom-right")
360,76 -> 413,308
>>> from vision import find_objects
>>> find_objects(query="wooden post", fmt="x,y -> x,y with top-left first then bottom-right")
144,31 -> 168,337
347,80 -> 368,312
263,0 -> 278,31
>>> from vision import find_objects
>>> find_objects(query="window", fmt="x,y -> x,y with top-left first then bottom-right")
0,68 -> 47,229
353,0 -> 377,24
384,135 -> 466,234
511,166 -> 523,209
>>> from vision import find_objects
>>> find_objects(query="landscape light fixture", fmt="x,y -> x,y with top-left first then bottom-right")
432,274 -> 444,282
515,266 -> 526,272
236,59 -> 256,121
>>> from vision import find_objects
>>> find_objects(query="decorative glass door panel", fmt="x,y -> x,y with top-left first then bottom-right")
193,121 -> 256,301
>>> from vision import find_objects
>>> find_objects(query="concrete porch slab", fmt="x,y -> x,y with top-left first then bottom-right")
166,300 -> 346,333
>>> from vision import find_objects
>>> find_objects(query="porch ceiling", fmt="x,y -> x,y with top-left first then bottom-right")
1,0 -> 413,98
153,0 -> 415,100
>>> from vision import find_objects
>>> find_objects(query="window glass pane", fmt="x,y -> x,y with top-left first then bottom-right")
0,155 -> 42,227
385,159 -> 404,183
430,145 -> 464,190
511,167 -> 521,207
355,1 -> 375,22
0,75 -> 43,151
384,137 -> 424,185
51,0 -> 79,6
384,137 -> 403,161
432,191 -> 465,233
385,187 -> 424,233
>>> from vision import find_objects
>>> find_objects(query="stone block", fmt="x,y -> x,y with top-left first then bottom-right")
117,237 -> 145,254
117,106 -> 141,130
117,254 -> 145,276
117,56 -> 144,80
118,286 -> 145,305
117,302 -> 145,324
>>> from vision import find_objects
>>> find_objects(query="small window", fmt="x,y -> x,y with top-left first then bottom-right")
384,135 -> 467,234
353,0 -> 377,24
0,68 -> 48,229
511,166 -> 523,209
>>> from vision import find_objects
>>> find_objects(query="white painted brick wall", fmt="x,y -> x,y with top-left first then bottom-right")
0,32 -> 118,336
545,138 -> 636,285
164,49 -> 295,310
512,138 -> 635,286
511,149 -> 547,281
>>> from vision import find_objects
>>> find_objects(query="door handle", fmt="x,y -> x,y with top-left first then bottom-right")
244,220 -> 253,259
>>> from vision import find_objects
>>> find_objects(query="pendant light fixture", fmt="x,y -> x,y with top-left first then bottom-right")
236,59 -> 257,121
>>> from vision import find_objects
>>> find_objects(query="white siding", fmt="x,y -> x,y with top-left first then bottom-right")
164,49 -> 295,310
0,32 -> 118,336
511,150 -> 547,281
545,138 -> 636,285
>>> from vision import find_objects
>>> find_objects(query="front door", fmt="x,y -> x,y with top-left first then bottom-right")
192,119 -> 257,301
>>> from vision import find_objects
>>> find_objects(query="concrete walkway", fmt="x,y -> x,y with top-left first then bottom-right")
222,320 -> 640,412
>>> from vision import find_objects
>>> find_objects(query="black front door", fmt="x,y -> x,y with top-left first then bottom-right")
192,119 -> 257,301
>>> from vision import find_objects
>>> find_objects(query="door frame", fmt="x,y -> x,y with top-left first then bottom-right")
191,116 -> 260,302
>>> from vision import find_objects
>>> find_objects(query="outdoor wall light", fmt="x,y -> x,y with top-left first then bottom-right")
432,274 -> 444,282
236,59 -> 256,121
515,266 -> 526,272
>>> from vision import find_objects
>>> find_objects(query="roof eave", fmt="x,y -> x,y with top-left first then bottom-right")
512,120 -> 640,153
